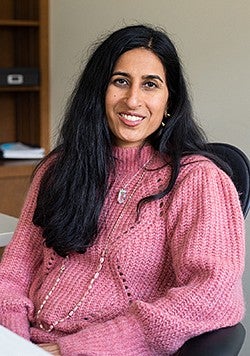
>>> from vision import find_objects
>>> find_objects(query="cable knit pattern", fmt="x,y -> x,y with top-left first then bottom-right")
0,145 -> 245,355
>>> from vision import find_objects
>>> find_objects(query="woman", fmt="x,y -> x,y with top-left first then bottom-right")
0,25 -> 245,355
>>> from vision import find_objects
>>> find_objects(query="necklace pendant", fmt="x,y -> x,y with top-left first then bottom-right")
117,188 -> 127,204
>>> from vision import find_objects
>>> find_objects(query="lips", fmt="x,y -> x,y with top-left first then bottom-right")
120,113 -> 144,121
119,112 -> 145,126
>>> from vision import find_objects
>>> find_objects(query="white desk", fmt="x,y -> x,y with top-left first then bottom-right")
0,213 -> 18,247
0,326 -> 49,355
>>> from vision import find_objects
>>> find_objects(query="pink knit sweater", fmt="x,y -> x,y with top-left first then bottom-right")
0,145 -> 245,355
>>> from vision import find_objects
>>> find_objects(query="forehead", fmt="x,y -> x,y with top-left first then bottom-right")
113,48 -> 165,77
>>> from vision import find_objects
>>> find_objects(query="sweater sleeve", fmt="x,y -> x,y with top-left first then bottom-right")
57,162 -> 245,355
0,164 -> 47,339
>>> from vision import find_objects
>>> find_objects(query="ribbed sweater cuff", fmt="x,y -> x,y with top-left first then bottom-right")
0,311 -> 30,340
58,314 -> 151,355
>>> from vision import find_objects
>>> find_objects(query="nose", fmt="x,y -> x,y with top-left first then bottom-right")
125,84 -> 142,108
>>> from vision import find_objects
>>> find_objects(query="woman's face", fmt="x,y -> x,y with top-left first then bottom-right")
105,48 -> 169,148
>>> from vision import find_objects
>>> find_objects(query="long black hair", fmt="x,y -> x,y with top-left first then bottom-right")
33,25 -> 213,257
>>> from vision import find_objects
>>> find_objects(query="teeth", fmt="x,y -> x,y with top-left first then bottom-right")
121,114 -> 143,122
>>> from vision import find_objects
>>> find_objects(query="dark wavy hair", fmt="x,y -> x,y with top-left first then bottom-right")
33,24 -> 212,257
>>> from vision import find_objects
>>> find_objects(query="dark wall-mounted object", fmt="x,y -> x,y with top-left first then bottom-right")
0,67 -> 39,86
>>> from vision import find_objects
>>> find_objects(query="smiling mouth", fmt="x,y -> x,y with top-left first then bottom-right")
119,113 -> 145,122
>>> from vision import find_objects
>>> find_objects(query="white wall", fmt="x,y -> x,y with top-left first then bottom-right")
50,1 -> 250,354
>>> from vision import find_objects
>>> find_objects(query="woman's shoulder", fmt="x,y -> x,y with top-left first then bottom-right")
178,153 -> 233,186
154,152 -> 230,186
181,154 -> 214,166
161,153 -> 242,220
180,154 -> 223,172
33,151 -> 58,176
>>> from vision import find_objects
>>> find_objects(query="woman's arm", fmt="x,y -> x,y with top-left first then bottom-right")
38,343 -> 61,355
0,163 -> 48,339
56,161 -> 245,355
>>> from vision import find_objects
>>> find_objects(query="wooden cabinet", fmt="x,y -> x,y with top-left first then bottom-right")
0,0 -> 49,217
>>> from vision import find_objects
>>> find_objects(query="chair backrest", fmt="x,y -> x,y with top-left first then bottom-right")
207,143 -> 250,218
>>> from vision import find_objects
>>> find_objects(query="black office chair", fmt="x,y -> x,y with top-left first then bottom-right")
177,143 -> 250,356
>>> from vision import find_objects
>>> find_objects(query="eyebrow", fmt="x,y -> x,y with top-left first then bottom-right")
111,71 -> 164,83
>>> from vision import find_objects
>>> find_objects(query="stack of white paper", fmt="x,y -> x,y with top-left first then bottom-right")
0,142 -> 45,159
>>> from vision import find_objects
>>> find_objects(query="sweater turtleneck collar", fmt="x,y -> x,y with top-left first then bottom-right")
112,145 -> 156,174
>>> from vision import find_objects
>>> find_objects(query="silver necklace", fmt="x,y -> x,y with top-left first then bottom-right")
117,154 -> 154,204
35,168 -> 148,333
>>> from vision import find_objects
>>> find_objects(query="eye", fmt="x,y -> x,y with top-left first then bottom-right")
144,81 -> 158,89
112,78 -> 129,87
